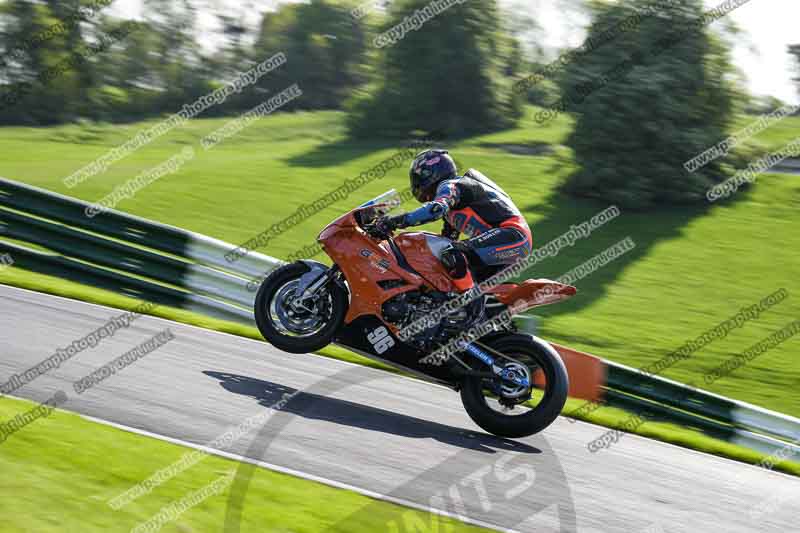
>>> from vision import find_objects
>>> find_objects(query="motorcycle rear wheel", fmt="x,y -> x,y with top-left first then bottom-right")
459,334 -> 568,438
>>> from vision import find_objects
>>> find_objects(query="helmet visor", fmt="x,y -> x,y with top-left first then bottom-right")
412,181 -> 435,202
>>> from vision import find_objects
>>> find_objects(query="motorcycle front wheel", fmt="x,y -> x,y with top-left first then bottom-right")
254,262 -> 349,354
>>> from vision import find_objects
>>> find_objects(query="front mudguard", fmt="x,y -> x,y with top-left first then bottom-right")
295,260 -> 329,294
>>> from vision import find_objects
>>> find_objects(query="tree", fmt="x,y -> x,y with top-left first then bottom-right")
346,0 -> 523,138
744,95 -> 788,116
0,0 -> 137,124
141,0 -> 205,112
556,0 -> 744,208
251,0 -> 368,110
0,0 -> 81,123
790,44 -> 800,98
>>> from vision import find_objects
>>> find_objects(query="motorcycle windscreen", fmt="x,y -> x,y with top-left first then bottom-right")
358,189 -> 402,215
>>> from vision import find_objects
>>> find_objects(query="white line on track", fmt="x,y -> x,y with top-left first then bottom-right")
75,412 -> 518,533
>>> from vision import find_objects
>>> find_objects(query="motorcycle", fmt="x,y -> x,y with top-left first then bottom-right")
254,190 -> 577,438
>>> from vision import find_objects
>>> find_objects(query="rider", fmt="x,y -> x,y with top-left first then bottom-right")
376,149 -> 533,291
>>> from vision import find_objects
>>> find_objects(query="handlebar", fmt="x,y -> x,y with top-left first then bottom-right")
363,221 -> 393,241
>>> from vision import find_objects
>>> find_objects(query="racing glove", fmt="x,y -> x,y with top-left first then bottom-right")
374,215 -> 406,236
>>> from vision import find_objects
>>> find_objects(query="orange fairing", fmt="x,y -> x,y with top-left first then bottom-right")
318,203 -> 573,325
317,210 -> 356,242
319,210 -> 444,325
486,279 -> 577,312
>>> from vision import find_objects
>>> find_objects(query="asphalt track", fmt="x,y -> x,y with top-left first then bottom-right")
1,284 -> 798,532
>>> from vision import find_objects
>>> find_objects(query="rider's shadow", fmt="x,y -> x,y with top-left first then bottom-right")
203,370 -> 541,455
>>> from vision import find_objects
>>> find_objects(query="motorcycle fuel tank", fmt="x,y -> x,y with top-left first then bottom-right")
391,232 -> 458,293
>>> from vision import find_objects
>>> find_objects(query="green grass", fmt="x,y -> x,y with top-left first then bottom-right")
737,110 -> 800,152
561,397 -> 800,477
0,394 -> 490,533
1,106 -> 797,416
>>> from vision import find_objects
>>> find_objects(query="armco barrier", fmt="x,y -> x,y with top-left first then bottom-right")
0,240 -> 253,325
607,361 -> 800,443
0,178 -> 282,278
526,327 -> 800,457
0,207 -> 256,310
1,177 -> 799,461
603,388 -> 800,457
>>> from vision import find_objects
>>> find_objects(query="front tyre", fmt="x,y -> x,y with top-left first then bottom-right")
254,262 -> 348,354
460,335 -> 568,438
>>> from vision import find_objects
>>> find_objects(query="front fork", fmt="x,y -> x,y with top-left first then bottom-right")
291,262 -> 340,313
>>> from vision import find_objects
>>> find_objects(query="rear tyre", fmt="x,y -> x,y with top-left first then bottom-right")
254,262 -> 348,354
459,335 -> 568,438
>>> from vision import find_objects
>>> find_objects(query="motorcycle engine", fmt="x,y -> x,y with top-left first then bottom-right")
382,290 -> 484,352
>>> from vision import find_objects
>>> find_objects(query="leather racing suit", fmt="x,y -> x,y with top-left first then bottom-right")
396,169 -> 533,289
